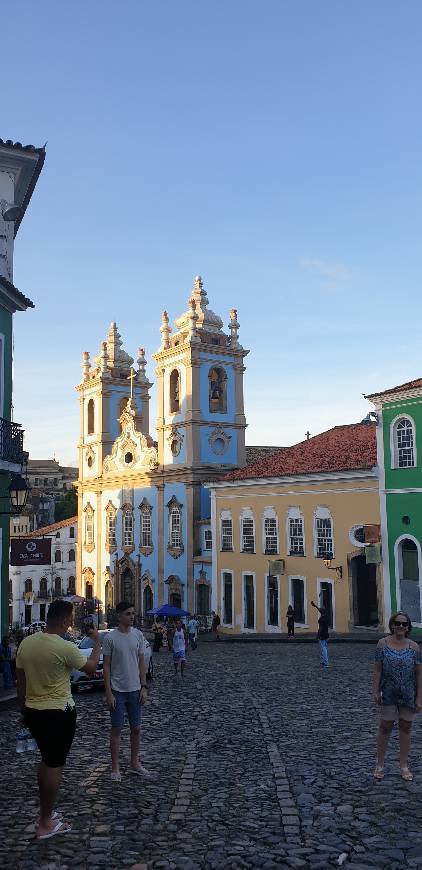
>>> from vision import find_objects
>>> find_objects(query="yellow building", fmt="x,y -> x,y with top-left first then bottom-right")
207,422 -> 383,635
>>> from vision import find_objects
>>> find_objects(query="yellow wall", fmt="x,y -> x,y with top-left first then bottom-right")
213,474 -> 381,634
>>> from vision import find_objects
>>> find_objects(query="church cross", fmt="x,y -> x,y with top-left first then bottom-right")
305,431 -> 311,440
128,367 -> 136,400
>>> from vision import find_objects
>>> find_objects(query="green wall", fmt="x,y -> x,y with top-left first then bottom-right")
382,396 -> 422,635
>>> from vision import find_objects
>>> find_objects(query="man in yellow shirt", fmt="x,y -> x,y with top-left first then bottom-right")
16,599 -> 101,840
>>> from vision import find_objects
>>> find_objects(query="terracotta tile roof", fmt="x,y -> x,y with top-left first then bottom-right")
245,445 -> 286,465
224,423 -> 377,481
365,378 -> 422,400
0,138 -> 46,236
20,516 -> 77,538
0,277 -> 34,310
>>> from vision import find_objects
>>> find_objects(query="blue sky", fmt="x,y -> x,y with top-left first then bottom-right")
3,1 -> 422,464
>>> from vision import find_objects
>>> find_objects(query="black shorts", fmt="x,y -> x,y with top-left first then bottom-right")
25,706 -> 77,768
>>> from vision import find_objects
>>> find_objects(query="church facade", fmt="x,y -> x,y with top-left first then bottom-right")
76,277 -> 248,618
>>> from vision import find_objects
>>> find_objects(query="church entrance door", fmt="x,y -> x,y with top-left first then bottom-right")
353,555 -> 379,626
121,568 -> 135,604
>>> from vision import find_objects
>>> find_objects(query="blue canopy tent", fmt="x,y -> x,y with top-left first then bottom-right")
146,604 -> 189,618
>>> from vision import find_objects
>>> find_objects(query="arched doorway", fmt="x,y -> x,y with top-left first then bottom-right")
352,555 -> 379,626
105,579 -> 113,609
143,585 -> 153,614
167,576 -> 182,608
121,567 -> 135,604
196,583 -> 210,616
398,537 -> 421,623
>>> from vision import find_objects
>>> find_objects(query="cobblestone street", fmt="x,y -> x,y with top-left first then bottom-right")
1,641 -> 422,870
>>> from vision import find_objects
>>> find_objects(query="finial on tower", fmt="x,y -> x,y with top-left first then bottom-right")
187,296 -> 200,343
82,351 -> 91,381
191,275 -> 209,312
137,347 -> 147,382
99,341 -> 110,376
160,310 -> 171,349
229,308 -> 240,346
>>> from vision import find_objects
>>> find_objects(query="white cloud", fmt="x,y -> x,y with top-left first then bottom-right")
301,258 -> 352,284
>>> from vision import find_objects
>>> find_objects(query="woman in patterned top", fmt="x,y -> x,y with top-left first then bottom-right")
373,611 -> 422,781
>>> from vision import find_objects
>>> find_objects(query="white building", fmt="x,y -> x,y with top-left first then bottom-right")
10,516 -> 77,628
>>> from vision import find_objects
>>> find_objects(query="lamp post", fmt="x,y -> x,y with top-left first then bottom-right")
322,556 -> 343,580
0,474 -> 30,515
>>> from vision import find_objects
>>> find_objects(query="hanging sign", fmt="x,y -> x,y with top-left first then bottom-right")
10,538 -> 52,566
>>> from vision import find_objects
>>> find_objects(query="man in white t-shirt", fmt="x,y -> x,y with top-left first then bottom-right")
102,601 -> 149,781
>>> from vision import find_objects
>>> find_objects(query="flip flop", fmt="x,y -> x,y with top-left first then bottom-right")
111,771 -> 122,782
400,766 -> 413,781
36,820 -> 71,841
373,765 -> 385,780
130,765 -> 152,778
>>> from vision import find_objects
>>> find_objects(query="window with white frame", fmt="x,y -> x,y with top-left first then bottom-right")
204,528 -> 212,551
393,417 -> 416,468
84,504 -> 94,547
123,509 -> 134,548
221,512 -> 233,551
241,510 -> 255,553
263,507 -> 278,554
140,501 -> 152,548
105,503 -> 117,550
314,507 -> 333,558
286,507 -> 305,555
170,506 -> 181,548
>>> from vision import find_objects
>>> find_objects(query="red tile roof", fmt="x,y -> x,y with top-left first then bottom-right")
20,516 -> 77,538
245,445 -> 286,465
365,378 -> 422,400
224,423 -> 377,481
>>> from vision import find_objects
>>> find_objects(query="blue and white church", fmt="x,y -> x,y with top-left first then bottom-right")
76,276 -> 248,617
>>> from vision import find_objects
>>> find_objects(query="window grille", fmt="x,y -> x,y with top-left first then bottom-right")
221,518 -> 233,551
316,517 -> 333,558
107,513 -> 116,549
85,512 -> 94,545
170,507 -> 181,548
242,517 -> 255,553
141,509 -> 152,548
123,511 -> 134,547
289,517 -> 304,555
204,529 -> 212,550
264,517 -> 278,554
396,419 -> 415,468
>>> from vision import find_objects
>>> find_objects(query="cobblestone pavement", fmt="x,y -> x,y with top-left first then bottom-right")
1,642 -> 422,870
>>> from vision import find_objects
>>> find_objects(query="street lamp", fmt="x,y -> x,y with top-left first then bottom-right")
0,474 -> 30,515
323,556 -> 343,580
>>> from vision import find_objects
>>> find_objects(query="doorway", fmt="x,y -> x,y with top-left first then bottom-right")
398,538 -> 421,623
121,568 -> 135,604
143,585 -> 153,614
243,574 -> 255,629
319,581 -> 334,628
196,583 -> 210,616
353,555 -> 379,626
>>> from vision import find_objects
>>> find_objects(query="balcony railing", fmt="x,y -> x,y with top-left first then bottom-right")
0,418 -> 24,465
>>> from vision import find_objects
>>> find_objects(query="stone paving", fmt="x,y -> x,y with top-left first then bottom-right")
1,641 -> 422,869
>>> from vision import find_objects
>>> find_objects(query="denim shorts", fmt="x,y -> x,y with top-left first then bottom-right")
110,690 -> 142,728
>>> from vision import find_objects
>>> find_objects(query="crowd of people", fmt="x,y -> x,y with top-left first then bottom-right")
5,594 -> 422,842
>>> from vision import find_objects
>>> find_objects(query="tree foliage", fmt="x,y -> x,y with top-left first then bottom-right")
55,487 -> 77,522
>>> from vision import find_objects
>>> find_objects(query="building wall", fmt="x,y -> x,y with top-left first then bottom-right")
0,304 -> 13,635
210,475 -> 381,634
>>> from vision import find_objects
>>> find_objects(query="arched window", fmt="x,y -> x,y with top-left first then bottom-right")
24,578 -> 32,594
54,577 -> 62,596
68,548 -> 75,562
167,496 -> 183,553
84,503 -> 94,549
314,506 -> 334,558
140,499 -> 153,551
263,507 -> 278,555
123,508 -> 134,548
220,510 -> 233,551
39,577 -> 47,598
392,416 -> 416,468
397,537 -> 421,623
287,507 -> 305,556
87,398 -> 95,435
169,369 -> 180,414
144,585 -> 153,615
240,508 -> 255,553
67,576 -> 76,595
55,549 -> 61,563
105,501 -> 117,552
208,367 -> 227,413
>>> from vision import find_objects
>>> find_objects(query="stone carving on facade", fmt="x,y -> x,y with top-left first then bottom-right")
166,424 -> 184,457
208,426 -> 231,456
102,398 -> 158,474
85,445 -> 95,470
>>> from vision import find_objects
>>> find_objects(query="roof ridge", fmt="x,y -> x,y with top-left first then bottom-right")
20,515 -> 77,538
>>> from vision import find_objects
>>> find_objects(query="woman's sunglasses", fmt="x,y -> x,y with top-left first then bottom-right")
393,620 -> 409,627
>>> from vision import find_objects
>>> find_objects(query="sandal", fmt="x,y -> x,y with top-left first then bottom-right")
400,766 -> 413,781
36,820 -> 71,840
111,771 -> 122,782
373,765 -> 385,780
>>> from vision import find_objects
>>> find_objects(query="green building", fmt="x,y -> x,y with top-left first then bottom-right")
0,138 -> 45,636
366,378 -> 422,635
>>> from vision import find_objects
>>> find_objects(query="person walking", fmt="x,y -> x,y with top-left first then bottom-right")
187,614 -> 199,650
286,606 -> 295,638
173,618 -> 187,677
15,599 -> 101,840
102,601 -> 149,782
311,600 -> 329,667
373,611 -> 422,781
211,611 -> 220,641
152,618 -> 163,653
0,635 -> 14,688
166,618 -> 175,652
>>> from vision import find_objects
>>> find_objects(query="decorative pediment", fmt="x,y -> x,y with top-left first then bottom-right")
208,426 -> 231,456
103,398 -> 159,473
167,425 -> 184,457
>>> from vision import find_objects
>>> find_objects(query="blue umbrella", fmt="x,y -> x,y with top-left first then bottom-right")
146,604 -> 189,617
